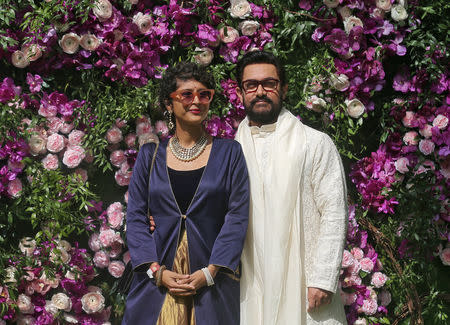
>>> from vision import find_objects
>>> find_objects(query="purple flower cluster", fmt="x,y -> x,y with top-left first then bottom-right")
0,132 -> 29,198
340,205 -> 391,325
308,0 -> 410,109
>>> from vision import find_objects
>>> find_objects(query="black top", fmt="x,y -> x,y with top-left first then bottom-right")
168,166 -> 205,215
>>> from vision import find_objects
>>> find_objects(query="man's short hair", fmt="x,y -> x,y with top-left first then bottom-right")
158,62 -> 215,110
236,51 -> 286,87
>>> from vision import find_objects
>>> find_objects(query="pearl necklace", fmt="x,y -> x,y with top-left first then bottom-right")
169,134 -> 208,162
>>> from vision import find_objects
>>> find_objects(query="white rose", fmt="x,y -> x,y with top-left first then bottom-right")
63,314 -> 78,323
132,12 -> 153,34
93,0 -> 113,21
59,32 -> 80,54
343,16 -> 364,34
239,20 -> 260,36
194,47 -> 214,66
345,98 -> 365,118
29,134 -> 47,156
17,294 -> 34,314
219,26 -> 239,43
323,0 -> 339,8
229,0 -> 251,19
81,292 -> 105,314
391,4 -> 408,21
11,50 -> 30,68
80,34 -> 101,51
51,292 -> 72,311
50,247 -> 71,264
376,0 -> 392,11
44,300 -> 59,315
329,74 -> 350,91
337,6 -> 352,19
354,319 -> 367,325
306,95 -> 327,113
5,266 -> 17,283
19,237 -> 36,256
56,240 -> 72,252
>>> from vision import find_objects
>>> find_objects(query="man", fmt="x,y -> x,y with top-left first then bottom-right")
235,51 -> 348,324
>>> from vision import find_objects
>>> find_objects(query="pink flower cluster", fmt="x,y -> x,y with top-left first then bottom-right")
88,202 -> 128,279
1,238 -> 111,324
106,115 -> 165,186
340,205 -> 390,325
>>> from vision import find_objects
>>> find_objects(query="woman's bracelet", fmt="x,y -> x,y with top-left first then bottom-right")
201,267 -> 215,286
155,265 -> 167,287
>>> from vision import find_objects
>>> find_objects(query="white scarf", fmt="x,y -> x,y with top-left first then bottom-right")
235,109 -> 307,324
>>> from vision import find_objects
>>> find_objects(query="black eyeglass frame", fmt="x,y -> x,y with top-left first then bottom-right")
241,78 -> 280,94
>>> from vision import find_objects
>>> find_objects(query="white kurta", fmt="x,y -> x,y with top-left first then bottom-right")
235,109 -> 348,325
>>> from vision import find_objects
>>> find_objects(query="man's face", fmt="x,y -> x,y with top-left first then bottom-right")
237,63 -> 287,126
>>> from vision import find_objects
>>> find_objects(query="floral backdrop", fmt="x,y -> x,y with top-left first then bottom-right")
0,0 -> 448,324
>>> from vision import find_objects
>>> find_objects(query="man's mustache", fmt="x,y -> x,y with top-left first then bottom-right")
250,96 -> 273,106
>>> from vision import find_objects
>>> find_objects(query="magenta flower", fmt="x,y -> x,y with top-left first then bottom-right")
26,73 -> 43,93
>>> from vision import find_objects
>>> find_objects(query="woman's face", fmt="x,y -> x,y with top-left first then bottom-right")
166,78 -> 213,129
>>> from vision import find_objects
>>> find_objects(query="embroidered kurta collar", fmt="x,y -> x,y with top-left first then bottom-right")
249,121 -> 277,135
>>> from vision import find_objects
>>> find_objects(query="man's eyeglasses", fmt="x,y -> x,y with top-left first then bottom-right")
169,89 -> 215,105
241,78 -> 280,93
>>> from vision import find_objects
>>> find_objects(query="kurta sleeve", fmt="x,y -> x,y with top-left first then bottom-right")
308,134 -> 348,293
126,142 -> 159,272
209,142 -> 250,273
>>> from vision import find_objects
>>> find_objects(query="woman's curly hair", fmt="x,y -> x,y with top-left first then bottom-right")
158,62 -> 215,111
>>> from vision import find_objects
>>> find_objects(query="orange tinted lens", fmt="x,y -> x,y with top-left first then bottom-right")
198,90 -> 212,102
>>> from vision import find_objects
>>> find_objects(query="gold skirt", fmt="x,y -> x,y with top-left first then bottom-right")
156,229 -> 196,325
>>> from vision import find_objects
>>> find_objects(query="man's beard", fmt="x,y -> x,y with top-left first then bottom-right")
244,95 -> 282,125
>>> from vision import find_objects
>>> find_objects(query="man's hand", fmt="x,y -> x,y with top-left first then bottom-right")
307,287 -> 333,312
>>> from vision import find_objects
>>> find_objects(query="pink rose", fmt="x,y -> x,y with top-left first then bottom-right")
47,117 -> 63,133
371,271 -> 388,288
359,257 -> 374,273
136,122 -> 153,136
439,157 -> 450,179
99,229 -> 116,247
93,251 -> 110,268
108,210 -> 124,229
17,294 -> 34,314
342,250 -> 355,268
88,233 -> 101,252
38,104 -> 57,118
68,130 -> 85,146
60,121 -> 75,134
110,150 -> 126,167
46,133 -> 65,153
433,114 -> 448,130
115,118 -> 127,128
394,157 -> 409,174
378,290 -> 392,306
342,274 -> 362,288
106,126 -> 123,144
107,202 -> 123,214
219,26 -> 239,43
109,245 -> 123,258
402,111 -> 416,128
74,168 -> 88,182
403,131 -> 418,145
419,124 -> 433,138
440,247 -> 450,266
42,153 -> 59,170
62,145 -> 86,168
132,12 -> 153,34
340,291 -> 357,305
21,44 -> 42,62
348,260 -> 361,274
81,291 -> 105,314
418,139 -> 435,155
7,178 -> 22,198
115,170 -> 131,186
108,260 -> 125,278
359,298 -> 378,315
155,120 -> 169,139
125,133 -> 137,148
351,247 -> 364,260
84,151 -> 94,164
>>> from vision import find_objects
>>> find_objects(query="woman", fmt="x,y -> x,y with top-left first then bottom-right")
123,62 -> 249,325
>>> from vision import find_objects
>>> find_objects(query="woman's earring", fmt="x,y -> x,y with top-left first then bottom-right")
168,111 -> 175,131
